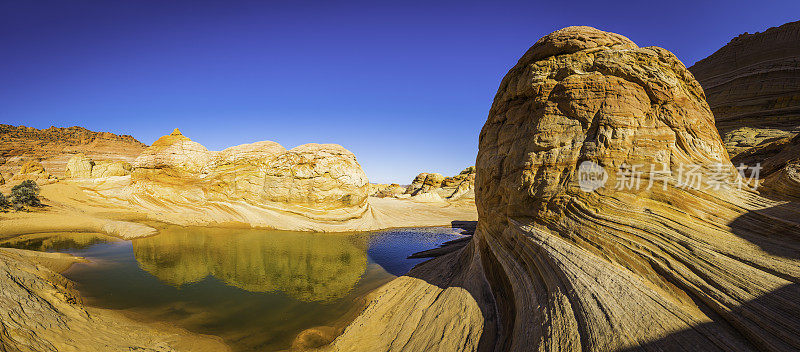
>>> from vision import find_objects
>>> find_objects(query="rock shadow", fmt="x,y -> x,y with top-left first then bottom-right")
729,201 -> 800,260
615,283 -> 800,351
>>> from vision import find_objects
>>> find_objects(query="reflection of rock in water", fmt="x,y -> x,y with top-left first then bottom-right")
0,232 -> 118,252
132,227 -> 369,301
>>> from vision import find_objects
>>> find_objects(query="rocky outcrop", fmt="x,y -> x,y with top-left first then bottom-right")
10,160 -> 56,183
54,128 -> 378,230
0,124 -> 146,178
0,248 -> 228,351
330,26 -> 800,352
131,128 -> 213,179
65,153 -> 132,179
403,167 -> 476,201
64,153 -> 94,178
369,183 -> 407,198
128,129 -> 369,213
689,21 -> 800,156
732,133 -> 800,200
91,160 -> 132,178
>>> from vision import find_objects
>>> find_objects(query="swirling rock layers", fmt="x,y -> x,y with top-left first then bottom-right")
689,21 -> 800,156
331,26 -> 800,352
122,129 -> 370,227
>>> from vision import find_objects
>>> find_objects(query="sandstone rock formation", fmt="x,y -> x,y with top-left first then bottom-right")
731,133 -> 800,200
132,128 -> 213,179
403,167 -> 476,201
65,153 -> 132,179
91,160 -> 132,178
0,124 -> 146,178
369,183 -> 407,198
689,21 -> 800,156
128,129 -> 369,213
0,248 -> 228,351
65,153 -> 94,178
9,160 -> 56,183
330,26 -> 800,352
54,128 -> 381,230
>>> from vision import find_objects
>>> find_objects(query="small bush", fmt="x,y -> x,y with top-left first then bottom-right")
0,192 -> 9,209
11,180 -> 42,208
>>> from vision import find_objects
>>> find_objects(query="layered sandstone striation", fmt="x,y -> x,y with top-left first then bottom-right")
46,129 -> 474,232
10,160 -> 57,183
0,248 -> 228,351
732,133 -> 800,200
394,166 -> 476,202
689,21 -> 800,156
0,124 -> 146,180
65,153 -> 132,179
330,26 -> 800,351
118,129 -> 370,226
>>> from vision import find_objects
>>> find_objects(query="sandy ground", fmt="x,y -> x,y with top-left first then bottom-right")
1,180 -> 477,239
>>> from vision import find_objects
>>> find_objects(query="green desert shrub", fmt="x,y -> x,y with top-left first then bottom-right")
10,180 -> 42,208
0,192 -> 9,209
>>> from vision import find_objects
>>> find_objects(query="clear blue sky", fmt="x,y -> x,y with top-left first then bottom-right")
1,1 -> 798,183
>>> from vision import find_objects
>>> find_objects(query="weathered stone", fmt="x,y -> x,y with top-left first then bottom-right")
131,128 -> 214,179
331,26 -> 800,352
0,124 -> 145,178
371,183 -> 406,198
690,21 -> 800,146
0,248 -> 227,351
65,153 -> 94,178
91,160 -> 131,178
124,130 -> 371,224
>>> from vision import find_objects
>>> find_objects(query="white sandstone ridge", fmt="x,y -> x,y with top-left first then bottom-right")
130,128 -> 369,210
65,153 -> 132,179
56,128 -> 476,232
370,166 -> 476,202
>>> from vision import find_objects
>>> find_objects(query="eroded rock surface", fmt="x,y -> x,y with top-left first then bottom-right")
0,124 -> 146,179
689,21 -> 800,157
10,160 -> 57,183
65,153 -> 132,179
129,129 -> 369,212
60,129 -> 375,230
0,248 -> 228,351
402,167 -> 476,201
331,26 -> 800,352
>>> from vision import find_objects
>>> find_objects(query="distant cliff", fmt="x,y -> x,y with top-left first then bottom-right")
0,124 -> 147,178
689,21 -> 800,155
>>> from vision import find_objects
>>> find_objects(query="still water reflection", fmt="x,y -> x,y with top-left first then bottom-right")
0,226 -> 465,351
132,228 -> 370,301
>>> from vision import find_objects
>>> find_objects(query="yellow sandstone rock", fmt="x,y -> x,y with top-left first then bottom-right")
330,26 -> 800,352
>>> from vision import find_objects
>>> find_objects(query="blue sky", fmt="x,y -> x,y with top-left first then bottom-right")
1,0 -> 798,183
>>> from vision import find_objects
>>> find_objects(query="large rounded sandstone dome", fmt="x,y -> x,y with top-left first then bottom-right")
330,26 -> 800,352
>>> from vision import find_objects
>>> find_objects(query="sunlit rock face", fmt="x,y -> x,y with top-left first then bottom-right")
65,153 -> 94,178
131,128 -> 214,180
689,21 -> 800,157
0,124 -> 146,179
331,26 -> 800,352
10,160 -> 56,183
403,166 -> 476,201
65,153 -> 132,179
123,129 -> 370,226
131,228 -> 368,301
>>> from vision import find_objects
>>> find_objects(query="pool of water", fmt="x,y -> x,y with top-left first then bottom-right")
0,226 -> 466,351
